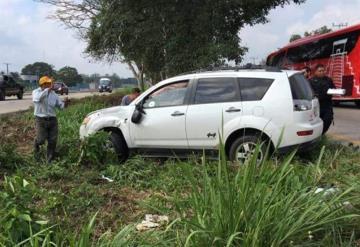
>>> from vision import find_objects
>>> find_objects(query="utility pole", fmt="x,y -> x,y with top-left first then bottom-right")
332,23 -> 348,29
250,57 -> 258,65
3,63 -> 10,75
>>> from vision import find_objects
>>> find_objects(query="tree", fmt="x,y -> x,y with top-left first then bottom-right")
56,66 -> 83,86
38,0 -> 306,88
21,62 -> 55,77
306,25 -> 332,36
289,34 -> 302,42
290,25 -> 332,42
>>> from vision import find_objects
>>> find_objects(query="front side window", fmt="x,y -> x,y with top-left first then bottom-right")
143,81 -> 189,108
238,78 -> 274,101
194,78 -> 238,104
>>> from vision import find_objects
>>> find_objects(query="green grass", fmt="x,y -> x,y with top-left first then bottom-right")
0,92 -> 360,246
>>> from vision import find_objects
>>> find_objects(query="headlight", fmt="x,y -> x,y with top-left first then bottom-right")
82,117 -> 91,125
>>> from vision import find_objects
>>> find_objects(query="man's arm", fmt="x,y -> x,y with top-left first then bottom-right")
32,88 -> 49,103
53,93 -> 65,109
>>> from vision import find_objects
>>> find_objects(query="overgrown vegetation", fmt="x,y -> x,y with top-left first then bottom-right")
0,92 -> 360,246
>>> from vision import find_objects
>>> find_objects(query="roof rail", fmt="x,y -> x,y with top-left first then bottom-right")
176,64 -> 282,76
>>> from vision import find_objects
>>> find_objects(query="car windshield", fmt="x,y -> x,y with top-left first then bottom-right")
100,80 -> 111,85
53,83 -> 62,89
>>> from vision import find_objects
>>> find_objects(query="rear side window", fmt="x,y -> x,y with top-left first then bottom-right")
238,78 -> 274,101
289,74 -> 313,100
194,78 -> 238,104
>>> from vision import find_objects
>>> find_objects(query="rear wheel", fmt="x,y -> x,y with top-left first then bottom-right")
229,135 -> 267,164
0,89 -> 5,101
355,100 -> 360,108
17,91 -> 23,99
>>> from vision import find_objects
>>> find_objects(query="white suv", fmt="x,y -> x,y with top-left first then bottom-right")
80,68 -> 323,163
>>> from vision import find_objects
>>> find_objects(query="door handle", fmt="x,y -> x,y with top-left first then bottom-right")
225,107 -> 241,113
171,111 -> 185,116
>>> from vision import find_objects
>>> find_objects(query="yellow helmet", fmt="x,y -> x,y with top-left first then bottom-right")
39,76 -> 53,86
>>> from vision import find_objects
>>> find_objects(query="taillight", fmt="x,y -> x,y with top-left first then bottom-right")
293,101 -> 312,111
297,130 -> 313,136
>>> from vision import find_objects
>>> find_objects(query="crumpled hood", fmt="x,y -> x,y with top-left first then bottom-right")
88,106 -> 130,119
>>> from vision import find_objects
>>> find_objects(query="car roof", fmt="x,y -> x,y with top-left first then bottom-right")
134,69 -> 301,105
157,69 -> 299,86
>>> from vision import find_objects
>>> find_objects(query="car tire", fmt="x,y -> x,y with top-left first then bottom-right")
355,100 -> 360,108
17,91 -> 23,100
108,131 -> 129,163
0,89 -> 5,101
229,135 -> 267,164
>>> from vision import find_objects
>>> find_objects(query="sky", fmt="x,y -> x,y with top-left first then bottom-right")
0,0 -> 360,77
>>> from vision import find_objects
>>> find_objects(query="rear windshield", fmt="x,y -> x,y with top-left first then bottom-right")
289,74 -> 313,100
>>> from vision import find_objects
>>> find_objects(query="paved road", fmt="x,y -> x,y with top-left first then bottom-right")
328,103 -> 360,146
0,91 -> 99,115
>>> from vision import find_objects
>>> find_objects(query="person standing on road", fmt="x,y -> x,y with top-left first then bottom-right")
32,76 -> 66,163
121,87 -> 141,106
309,64 -> 336,135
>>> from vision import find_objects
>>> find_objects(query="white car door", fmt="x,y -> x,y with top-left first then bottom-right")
131,81 -> 190,148
186,77 -> 242,149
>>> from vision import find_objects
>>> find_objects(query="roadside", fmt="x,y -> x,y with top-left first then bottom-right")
0,92 -> 359,245
328,103 -> 360,147
0,91 -> 114,115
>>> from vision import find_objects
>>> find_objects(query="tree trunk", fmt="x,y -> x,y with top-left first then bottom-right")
127,61 -> 145,91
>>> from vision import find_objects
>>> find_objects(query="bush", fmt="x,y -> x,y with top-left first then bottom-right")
0,176 -> 49,245
0,143 -> 25,170
173,148 -> 359,246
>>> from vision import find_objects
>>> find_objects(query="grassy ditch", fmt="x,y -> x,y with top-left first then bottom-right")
0,91 -> 360,246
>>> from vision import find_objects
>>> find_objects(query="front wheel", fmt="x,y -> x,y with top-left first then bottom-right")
107,131 -> 129,163
229,135 -> 267,164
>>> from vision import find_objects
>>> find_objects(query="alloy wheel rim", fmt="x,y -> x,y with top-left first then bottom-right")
235,142 -> 263,163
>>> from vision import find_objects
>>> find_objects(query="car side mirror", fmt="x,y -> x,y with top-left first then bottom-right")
131,102 -> 146,124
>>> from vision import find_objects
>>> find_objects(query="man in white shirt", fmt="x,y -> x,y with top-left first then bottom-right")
33,76 -> 65,162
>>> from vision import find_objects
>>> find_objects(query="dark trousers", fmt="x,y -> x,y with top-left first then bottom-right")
320,104 -> 333,135
34,116 -> 58,162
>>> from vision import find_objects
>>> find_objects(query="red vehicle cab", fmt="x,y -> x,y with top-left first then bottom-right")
267,23 -> 360,107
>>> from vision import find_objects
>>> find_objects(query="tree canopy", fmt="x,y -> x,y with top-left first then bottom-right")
38,0 -> 306,86
21,62 -> 55,77
57,66 -> 83,86
289,25 -> 332,42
